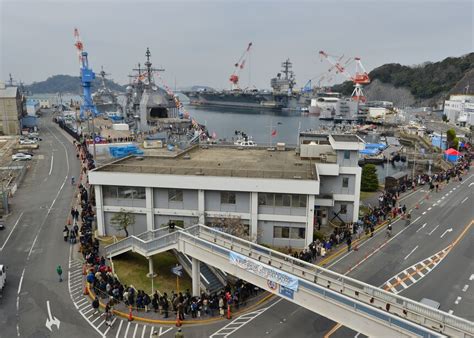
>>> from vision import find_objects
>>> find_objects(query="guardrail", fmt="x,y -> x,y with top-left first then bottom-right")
105,225 -> 474,337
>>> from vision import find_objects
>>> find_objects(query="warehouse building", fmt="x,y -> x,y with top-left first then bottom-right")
0,84 -> 24,135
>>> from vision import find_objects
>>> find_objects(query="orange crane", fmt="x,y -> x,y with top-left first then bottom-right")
229,42 -> 253,90
319,50 -> 370,102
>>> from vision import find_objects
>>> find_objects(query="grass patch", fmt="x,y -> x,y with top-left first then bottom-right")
112,251 -> 192,295
359,190 -> 378,202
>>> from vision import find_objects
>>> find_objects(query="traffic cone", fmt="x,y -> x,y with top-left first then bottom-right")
425,194 -> 430,200
67,218 -> 71,226
176,312 -> 181,327
354,242 -> 359,251
415,203 -> 419,209
83,282 -> 89,296
128,305 -> 133,321
227,305 -> 231,320
82,264 -> 87,275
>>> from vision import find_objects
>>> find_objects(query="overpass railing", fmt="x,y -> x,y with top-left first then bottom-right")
105,224 -> 474,337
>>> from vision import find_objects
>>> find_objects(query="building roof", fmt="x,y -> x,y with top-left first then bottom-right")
0,87 -> 18,99
95,145 -> 316,180
331,134 -> 361,142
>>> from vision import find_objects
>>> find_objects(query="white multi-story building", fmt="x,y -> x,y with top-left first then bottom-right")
89,133 -> 364,249
443,94 -> 474,127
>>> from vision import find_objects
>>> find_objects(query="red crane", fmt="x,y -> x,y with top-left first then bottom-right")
229,42 -> 253,90
319,50 -> 370,102
74,28 -> 84,64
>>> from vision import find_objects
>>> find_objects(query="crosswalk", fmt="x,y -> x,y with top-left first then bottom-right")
382,246 -> 451,294
68,259 -> 174,337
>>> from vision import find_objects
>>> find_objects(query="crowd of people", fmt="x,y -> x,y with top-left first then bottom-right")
295,154 -> 472,264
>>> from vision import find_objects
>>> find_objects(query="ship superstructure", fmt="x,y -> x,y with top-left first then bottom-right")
92,67 -> 123,117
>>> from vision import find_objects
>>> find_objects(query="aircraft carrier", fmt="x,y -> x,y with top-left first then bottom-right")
183,59 -> 309,112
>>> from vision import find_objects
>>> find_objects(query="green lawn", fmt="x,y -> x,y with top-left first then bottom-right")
112,251 -> 192,295
359,190 -> 378,202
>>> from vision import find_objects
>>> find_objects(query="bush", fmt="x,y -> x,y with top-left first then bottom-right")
313,231 -> 325,242
361,164 -> 379,192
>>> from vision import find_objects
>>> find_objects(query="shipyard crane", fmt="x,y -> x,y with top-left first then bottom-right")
73,28 -> 98,119
229,42 -> 253,90
319,50 -> 370,102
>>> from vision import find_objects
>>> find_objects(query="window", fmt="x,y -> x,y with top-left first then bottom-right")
168,189 -> 183,202
274,194 -> 283,206
274,226 -> 289,238
290,228 -> 306,239
220,191 -> 236,204
282,194 -> 291,207
103,186 -> 118,199
340,204 -> 347,214
342,177 -> 349,188
343,150 -> 351,160
118,186 -> 146,199
291,195 -> 307,208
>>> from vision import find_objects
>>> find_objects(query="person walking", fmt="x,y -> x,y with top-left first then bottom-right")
71,176 -> 75,185
56,265 -> 63,282
346,236 -> 352,252
63,226 -> 69,242
92,296 -> 100,315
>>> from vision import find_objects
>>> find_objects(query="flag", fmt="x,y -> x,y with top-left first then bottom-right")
271,129 -> 277,137
212,132 -> 217,139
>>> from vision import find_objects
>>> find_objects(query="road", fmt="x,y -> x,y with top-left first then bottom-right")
0,114 -> 98,337
202,173 -> 473,338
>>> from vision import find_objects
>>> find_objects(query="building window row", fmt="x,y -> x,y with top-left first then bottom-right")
273,226 -> 306,239
103,186 -> 146,200
258,193 -> 307,208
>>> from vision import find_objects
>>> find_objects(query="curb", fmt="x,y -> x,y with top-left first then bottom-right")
85,284 -> 274,326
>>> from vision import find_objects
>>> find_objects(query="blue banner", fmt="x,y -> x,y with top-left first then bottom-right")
229,252 -> 299,291
279,285 -> 294,300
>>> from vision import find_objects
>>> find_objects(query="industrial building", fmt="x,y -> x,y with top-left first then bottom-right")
443,94 -> 474,127
0,84 -> 24,135
89,133 -> 364,249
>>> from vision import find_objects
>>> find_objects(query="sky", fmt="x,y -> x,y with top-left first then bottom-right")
0,0 -> 473,90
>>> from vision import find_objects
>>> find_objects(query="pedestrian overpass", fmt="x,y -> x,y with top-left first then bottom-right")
105,225 -> 474,338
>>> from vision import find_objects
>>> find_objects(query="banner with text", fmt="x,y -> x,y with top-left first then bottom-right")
229,252 -> 299,291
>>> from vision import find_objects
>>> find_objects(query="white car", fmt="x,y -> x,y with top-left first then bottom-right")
19,139 -> 37,145
12,153 -> 33,161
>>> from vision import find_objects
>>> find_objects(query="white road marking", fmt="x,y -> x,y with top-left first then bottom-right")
416,223 -> 427,233
422,211 -> 426,215
17,268 -> 25,295
49,153 -> 54,175
45,300 -> 60,332
404,245 -> 418,260
437,200 -> 441,203
0,212 -> 25,251
141,324 -> 147,338
461,196 -> 469,204
209,299 -> 282,337
469,182 -> 474,187
404,270 -> 416,283
428,224 -> 440,235
104,317 -> 117,336
132,323 -> 139,338
412,216 -> 421,224
441,196 -> 445,199
115,320 -> 124,338
124,322 -> 131,337
449,310 -> 454,314
427,207 -> 432,211
470,274 -> 474,281
159,327 -> 173,336
462,284 -> 469,292
440,228 -> 453,238
454,296 -> 462,305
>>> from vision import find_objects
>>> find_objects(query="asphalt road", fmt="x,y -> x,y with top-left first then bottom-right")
0,114 -> 97,337
209,173 -> 473,338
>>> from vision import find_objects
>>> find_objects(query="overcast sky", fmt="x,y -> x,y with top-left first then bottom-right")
0,0 -> 472,90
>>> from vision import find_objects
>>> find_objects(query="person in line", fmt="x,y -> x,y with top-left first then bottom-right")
63,226 -> 69,242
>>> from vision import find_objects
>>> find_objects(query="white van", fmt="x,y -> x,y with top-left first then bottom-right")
0,265 -> 5,294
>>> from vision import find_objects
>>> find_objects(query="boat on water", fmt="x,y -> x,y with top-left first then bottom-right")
92,67 -> 123,119
233,131 -> 256,147
183,59 -> 309,113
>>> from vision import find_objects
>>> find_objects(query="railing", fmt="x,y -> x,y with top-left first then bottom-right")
105,225 -> 474,337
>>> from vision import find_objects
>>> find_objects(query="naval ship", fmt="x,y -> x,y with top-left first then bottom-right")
183,59 -> 309,112
124,48 -> 208,144
92,67 -> 123,117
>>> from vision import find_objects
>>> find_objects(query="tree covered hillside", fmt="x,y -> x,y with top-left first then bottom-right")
25,74 -> 126,94
333,53 -> 474,101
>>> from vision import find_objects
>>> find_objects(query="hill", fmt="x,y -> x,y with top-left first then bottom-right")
332,53 -> 474,106
24,74 -> 126,94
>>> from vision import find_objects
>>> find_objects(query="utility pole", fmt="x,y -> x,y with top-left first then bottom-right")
412,143 -> 417,180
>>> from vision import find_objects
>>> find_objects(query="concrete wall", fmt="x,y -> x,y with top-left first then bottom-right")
319,175 -> 356,195
257,220 -> 307,248
153,188 -> 198,210
336,149 -> 358,167
205,190 -> 250,213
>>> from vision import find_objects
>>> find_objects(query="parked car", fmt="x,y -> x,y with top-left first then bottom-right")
0,265 -> 6,295
27,136 -> 42,141
29,132 -> 39,137
12,153 -> 33,161
19,139 -> 37,145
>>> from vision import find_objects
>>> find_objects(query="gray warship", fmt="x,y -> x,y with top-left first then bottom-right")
124,48 -> 207,144
183,59 -> 309,112
92,67 -> 123,116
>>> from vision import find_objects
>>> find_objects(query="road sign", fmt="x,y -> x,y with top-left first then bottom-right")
171,265 -> 183,277
94,136 -> 101,143
279,285 -> 294,300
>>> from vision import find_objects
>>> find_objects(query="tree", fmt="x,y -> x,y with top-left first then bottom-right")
110,209 -> 135,237
446,128 -> 458,149
442,114 -> 449,123
361,164 -> 379,192
208,216 -> 260,242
